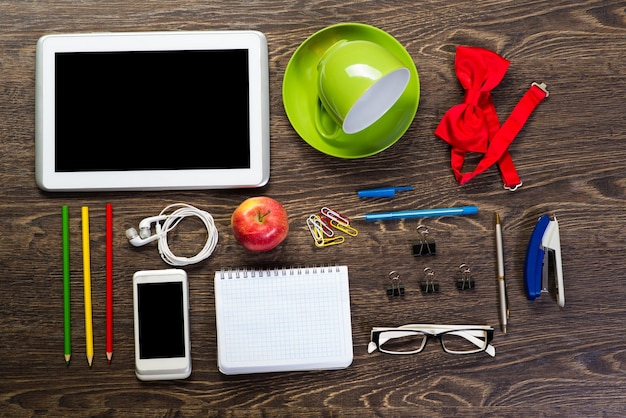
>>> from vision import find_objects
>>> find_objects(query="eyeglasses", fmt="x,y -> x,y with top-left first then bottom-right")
368,324 -> 496,357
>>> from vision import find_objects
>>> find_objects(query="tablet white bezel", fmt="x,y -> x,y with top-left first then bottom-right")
35,30 -> 269,191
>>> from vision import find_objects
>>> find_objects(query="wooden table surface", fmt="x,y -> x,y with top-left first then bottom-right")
2,1 -> 626,416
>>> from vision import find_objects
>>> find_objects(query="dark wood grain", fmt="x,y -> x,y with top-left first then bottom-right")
2,0 -> 626,416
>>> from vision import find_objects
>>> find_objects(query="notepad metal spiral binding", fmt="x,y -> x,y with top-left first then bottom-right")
217,264 -> 343,278
214,265 -> 353,375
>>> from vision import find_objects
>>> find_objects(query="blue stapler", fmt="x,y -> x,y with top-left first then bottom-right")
524,214 -> 565,307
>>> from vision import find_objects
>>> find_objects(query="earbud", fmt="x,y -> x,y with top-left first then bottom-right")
126,215 -> 167,247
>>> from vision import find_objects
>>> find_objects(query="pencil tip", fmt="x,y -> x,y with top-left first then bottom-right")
107,352 -> 112,365
87,356 -> 93,367
495,212 -> 501,223
65,354 -> 71,366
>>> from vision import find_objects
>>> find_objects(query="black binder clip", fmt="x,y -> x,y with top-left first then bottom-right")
420,267 -> 439,294
412,225 -> 436,257
456,263 -> 475,290
386,270 -> 405,297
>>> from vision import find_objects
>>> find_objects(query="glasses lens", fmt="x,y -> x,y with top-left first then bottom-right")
440,329 -> 487,354
377,330 -> 426,354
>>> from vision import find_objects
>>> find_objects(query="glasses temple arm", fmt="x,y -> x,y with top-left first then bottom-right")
453,330 -> 496,357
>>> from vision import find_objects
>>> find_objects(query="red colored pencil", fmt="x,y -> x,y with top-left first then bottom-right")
105,204 -> 113,364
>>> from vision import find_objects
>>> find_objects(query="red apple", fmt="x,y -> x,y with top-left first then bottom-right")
231,196 -> 289,252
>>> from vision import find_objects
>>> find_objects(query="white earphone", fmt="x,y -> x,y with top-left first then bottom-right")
125,215 -> 167,247
126,203 -> 219,266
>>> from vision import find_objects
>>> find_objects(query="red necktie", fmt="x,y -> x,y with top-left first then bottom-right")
435,46 -> 549,190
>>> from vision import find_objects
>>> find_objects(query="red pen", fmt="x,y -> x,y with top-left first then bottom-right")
105,204 -> 113,364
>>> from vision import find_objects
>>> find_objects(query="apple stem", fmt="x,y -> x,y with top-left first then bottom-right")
256,209 -> 271,223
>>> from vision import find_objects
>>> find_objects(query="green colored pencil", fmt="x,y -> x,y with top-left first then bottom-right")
62,205 -> 71,366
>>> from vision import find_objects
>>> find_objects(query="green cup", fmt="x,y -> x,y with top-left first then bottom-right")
316,40 -> 411,138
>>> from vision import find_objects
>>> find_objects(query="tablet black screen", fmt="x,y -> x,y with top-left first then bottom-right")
55,49 -> 250,172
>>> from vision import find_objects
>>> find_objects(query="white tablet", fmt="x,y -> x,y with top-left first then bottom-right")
35,31 -> 270,191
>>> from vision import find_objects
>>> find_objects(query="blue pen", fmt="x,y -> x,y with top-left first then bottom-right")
357,186 -> 414,198
353,206 -> 479,221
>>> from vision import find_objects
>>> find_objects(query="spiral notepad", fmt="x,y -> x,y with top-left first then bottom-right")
214,265 -> 353,375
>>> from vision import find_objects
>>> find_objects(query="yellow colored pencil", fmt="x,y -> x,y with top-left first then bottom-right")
81,206 -> 94,367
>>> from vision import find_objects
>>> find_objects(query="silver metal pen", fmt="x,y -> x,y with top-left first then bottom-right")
495,213 -> 509,333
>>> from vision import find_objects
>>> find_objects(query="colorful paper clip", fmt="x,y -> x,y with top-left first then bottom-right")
320,207 -> 358,237
307,214 -> 344,248
307,214 -> 334,237
316,235 -> 345,248
329,219 -> 359,237
307,207 -> 358,248
524,214 -> 564,307
320,207 -> 351,225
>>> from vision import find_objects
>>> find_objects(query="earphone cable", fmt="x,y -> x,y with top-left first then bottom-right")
154,203 -> 219,266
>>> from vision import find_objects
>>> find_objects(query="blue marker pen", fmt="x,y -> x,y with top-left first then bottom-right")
353,206 -> 479,221
357,186 -> 413,198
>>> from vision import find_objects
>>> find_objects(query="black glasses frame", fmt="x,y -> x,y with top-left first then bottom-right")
370,327 -> 494,355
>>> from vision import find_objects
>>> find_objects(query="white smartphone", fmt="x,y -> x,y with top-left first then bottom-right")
133,269 -> 191,381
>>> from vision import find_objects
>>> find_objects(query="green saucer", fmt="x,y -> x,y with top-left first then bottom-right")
282,23 -> 420,159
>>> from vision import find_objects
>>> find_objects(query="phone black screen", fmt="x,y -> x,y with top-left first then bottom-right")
137,282 -> 185,359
